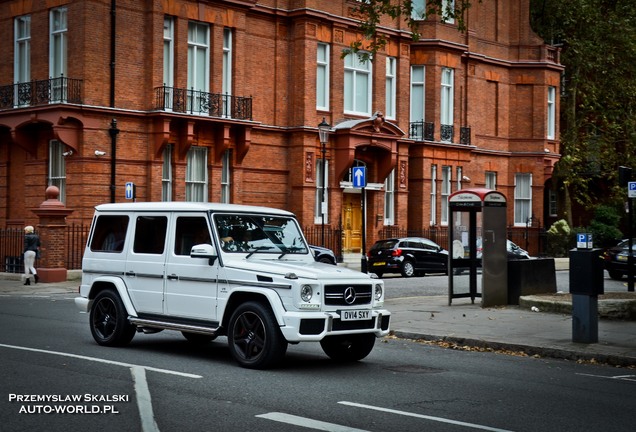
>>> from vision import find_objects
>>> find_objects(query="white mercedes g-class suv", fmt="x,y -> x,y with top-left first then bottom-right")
75,202 -> 390,369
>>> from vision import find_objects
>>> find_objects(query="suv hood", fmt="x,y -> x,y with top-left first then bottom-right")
223,257 -> 373,281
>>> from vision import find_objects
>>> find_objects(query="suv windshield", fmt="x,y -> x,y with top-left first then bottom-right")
214,214 -> 309,256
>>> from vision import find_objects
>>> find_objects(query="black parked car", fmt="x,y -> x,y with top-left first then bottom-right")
310,245 -> 337,265
367,237 -> 448,278
603,239 -> 636,280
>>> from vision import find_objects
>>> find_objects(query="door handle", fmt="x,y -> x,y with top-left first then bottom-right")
125,271 -> 136,277
167,274 -> 179,281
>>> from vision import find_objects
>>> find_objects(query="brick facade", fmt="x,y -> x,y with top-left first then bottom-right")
0,0 -> 562,257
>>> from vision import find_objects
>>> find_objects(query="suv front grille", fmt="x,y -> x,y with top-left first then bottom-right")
324,284 -> 372,306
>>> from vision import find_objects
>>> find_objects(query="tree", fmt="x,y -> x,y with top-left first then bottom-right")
348,0 -> 478,58
530,0 -> 636,226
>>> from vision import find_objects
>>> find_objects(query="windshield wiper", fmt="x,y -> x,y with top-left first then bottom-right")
278,246 -> 303,260
246,246 -> 273,259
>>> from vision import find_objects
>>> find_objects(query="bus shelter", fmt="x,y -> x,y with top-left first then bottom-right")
448,188 -> 508,307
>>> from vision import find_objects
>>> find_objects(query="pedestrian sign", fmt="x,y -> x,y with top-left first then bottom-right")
629,182 -> 636,198
352,166 -> 366,188
125,182 -> 135,200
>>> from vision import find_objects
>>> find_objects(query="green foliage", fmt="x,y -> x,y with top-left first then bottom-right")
588,205 -> 623,247
531,0 -> 636,209
546,219 -> 573,257
348,0 -> 478,59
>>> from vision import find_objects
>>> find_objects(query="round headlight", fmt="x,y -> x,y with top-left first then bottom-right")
300,285 -> 313,302
374,283 -> 383,301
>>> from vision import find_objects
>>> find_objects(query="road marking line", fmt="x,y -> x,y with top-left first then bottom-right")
0,343 -> 202,378
256,412 -> 369,432
132,366 -> 160,432
339,401 -> 514,432
577,373 -> 636,382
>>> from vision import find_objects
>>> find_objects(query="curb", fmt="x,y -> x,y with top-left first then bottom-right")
390,331 -> 636,368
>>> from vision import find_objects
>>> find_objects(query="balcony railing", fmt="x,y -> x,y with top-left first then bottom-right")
409,121 -> 471,145
154,85 -> 252,120
409,121 -> 434,141
0,76 -> 83,110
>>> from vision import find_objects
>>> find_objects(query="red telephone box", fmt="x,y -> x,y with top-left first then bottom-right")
448,188 -> 508,307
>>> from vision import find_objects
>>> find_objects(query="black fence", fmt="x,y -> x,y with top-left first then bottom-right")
0,224 -> 89,273
303,225 -> 344,262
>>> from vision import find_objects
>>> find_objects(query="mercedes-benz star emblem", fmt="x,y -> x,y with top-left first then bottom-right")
343,286 -> 357,305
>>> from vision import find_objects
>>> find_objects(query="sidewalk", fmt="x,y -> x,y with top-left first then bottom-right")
1,270 -> 634,367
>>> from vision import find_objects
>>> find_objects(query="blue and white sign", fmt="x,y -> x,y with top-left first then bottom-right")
629,181 -> 636,198
577,233 -> 593,249
125,182 -> 135,200
352,166 -> 366,188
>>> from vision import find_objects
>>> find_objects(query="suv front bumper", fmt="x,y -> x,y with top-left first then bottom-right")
279,309 -> 391,342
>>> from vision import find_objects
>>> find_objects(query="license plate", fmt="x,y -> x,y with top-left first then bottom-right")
340,310 -> 371,321
372,262 -> 385,266
618,255 -> 628,262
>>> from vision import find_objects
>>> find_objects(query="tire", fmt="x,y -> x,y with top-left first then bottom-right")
401,260 -> 415,277
319,257 -> 335,265
608,270 -> 624,280
373,271 -> 384,278
182,331 -> 217,344
320,333 -> 376,362
90,289 -> 136,347
227,301 -> 288,369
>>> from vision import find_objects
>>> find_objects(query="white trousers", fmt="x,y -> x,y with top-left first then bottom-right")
24,250 -> 37,280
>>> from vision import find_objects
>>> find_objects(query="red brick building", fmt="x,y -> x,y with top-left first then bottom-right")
0,0 -> 562,258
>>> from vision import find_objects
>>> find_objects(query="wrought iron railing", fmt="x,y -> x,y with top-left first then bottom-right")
154,85 -> 252,120
409,121 -> 434,141
0,76 -> 83,110
460,126 -> 471,145
440,124 -> 454,142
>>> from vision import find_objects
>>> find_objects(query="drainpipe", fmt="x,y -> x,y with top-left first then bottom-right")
109,119 -> 119,203
110,0 -> 116,107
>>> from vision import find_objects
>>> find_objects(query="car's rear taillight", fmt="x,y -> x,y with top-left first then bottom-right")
391,248 -> 402,257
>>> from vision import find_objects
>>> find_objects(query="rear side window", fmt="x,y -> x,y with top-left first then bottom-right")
133,216 -> 168,254
89,215 -> 129,252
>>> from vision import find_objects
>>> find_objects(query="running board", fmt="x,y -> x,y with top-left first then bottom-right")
128,317 -> 220,336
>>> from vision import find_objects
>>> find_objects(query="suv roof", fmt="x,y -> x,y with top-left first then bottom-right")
94,202 -> 295,216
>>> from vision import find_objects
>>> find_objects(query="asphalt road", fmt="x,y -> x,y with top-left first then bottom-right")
1,292 -> 634,432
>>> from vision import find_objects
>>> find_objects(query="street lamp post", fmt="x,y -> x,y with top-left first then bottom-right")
318,118 -> 331,247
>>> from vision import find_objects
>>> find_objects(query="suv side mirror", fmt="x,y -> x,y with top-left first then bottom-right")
191,243 -> 218,265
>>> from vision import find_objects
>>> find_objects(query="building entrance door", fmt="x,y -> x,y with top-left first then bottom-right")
342,193 -> 362,252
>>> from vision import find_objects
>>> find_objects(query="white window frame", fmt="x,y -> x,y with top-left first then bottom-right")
384,169 -> 395,225
547,86 -> 556,139
50,7 -> 67,103
316,43 -> 330,111
186,146 -> 208,202
385,57 -> 396,120
187,22 -> 210,113
485,171 -> 497,189
410,66 -> 425,138
49,140 -> 66,203
514,173 -> 533,226
441,68 -> 454,141
430,165 -> 437,226
314,159 -> 329,224
411,0 -> 426,20
162,145 -> 172,201
441,166 -> 451,225
344,52 -> 372,116
163,17 -> 174,110
15,15 -> 30,106
443,0 -> 456,24
221,149 -> 231,203
222,28 -> 233,117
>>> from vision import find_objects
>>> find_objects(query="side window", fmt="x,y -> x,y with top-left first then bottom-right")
174,216 -> 212,256
90,215 -> 129,252
133,216 -> 168,254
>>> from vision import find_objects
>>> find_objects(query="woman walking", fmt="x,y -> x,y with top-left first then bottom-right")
23,226 -> 40,285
